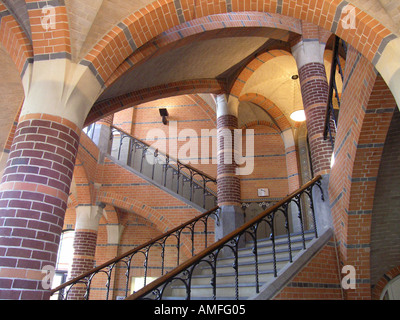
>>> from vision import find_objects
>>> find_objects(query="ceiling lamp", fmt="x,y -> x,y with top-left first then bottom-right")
290,110 -> 306,122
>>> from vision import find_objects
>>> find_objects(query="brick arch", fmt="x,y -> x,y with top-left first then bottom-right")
231,49 -> 293,97
341,79 -> 396,299
102,12 -> 302,89
329,46 -> 397,300
372,266 -> 400,300
81,0 -> 395,96
96,190 -> 174,234
96,190 -> 194,260
25,2 -> 71,58
232,47 -> 345,99
238,93 -> 292,132
85,79 -> 224,126
0,3 -> 33,76
240,120 -> 280,132
188,94 -> 217,126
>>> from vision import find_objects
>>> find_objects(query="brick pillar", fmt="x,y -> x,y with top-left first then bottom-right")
215,95 -> 243,241
292,39 -> 333,176
292,39 -> 333,233
0,113 -> 80,300
67,205 -> 103,300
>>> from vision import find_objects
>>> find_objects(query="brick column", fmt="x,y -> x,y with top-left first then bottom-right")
215,95 -> 243,241
292,39 -> 333,233
67,205 -> 103,300
292,39 -> 333,176
0,113 -> 80,300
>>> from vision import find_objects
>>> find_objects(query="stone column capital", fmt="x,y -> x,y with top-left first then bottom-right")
291,39 -> 326,69
75,205 -> 104,232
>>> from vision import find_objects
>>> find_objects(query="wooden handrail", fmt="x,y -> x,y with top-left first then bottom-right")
50,206 -> 220,296
126,175 -> 322,300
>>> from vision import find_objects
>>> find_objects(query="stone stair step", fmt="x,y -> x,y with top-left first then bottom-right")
170,282 -> 264,299
243,231 -> 315,250
189,270 -> 275,286
160,231 -> 316,300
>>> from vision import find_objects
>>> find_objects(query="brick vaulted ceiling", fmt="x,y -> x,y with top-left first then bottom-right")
64,0 -> 400,65
0,0 -> 399,145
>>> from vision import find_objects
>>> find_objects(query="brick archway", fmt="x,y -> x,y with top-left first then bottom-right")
329,45 -> 398,299
81,0 -> 396,102
96,190 -> 194,260
232,50 -> 293,98
372,266 -> 400,300
239,93 -> 292,132
0,4 -> 33,76
97,190 -> 172,233
85,79 -> 224,126
101,12 -> 302,90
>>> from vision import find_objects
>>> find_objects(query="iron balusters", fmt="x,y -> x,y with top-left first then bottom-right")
50,207 -> 221,300
324,36 -> 347,149
109,126 -> 217,210
127,176 -> 324,300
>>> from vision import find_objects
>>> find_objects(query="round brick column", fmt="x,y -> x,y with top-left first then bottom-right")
292,40 -> 333,176
215,95 -> 243,241
67,205 -> 103,300
292,39 -> 334,234
0,113 -> 80,300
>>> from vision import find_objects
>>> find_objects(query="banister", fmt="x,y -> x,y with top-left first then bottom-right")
110,125 -> 216,183
50,206 -> 220,299
126,175 -> 323,300
324,35 -> 346,148
109,125 -> 217,210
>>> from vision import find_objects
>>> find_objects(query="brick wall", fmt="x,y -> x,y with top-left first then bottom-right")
274,238 -> 342,300
241,124 -> 289,201
370,108 -> 400,288
127,94 -> 217,179
328,44 -> 396,299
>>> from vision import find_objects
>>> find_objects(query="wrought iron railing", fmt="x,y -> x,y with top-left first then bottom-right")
50,206 -> 221,300
109,125 -> 217,210
127,175 -> 324,300
324,36 -> 347,149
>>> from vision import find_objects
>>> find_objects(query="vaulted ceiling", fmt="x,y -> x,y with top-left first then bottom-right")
0,0 -> 397,154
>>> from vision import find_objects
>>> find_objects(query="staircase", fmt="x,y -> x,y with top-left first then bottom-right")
162,231 -> 315,300
127,176 -> 324,301
108,125 -> 218,211
51,174 -> 324,300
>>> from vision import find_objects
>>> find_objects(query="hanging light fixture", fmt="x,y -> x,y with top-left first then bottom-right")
290,110 -> 306,122
290,74 -> 306,122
